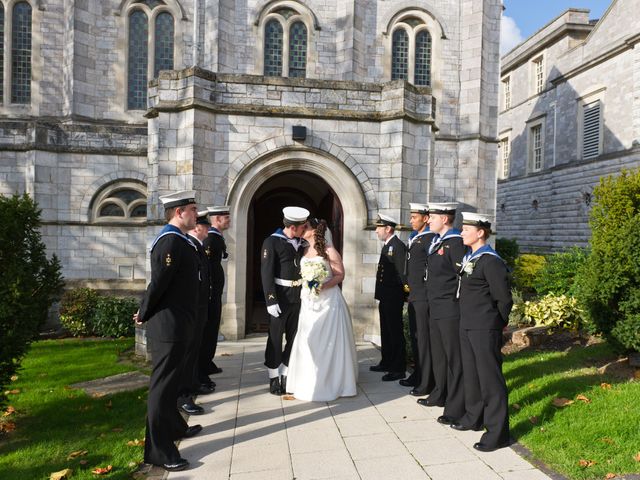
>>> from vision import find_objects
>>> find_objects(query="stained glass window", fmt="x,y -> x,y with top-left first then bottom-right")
289,21 -> 307,79
0,4 -> 4,103
128,10 -> 148,110
11,2 -> 32,104
154,12 -> 174,77
264,19 -> 283,77
391,28 -> 408,81
414,30 -> 431,86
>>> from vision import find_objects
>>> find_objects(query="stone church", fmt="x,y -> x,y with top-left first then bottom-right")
0,0 -> 501,341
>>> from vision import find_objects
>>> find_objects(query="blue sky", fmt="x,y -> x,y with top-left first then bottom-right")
501,0 -> 612,53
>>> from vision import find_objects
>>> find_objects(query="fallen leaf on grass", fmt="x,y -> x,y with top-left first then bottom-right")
50,468 -> 73,479
552,397 -> 573,407
605,474 -> 617,479
5,389 -> 20,395
578,459 -> 597,468
91,465 -> 112,475
112,427 -> 123,432
126,439 -> 145,446
601,382 -> 612,390
282,395 -> 296,400
91,392 -> 105,399
10,375 -> 18,382
3,406 -> 16,416
529,416 -> 539,425
634,452 -> 640,462
67,450 -> 88,460
0,421 -> 17,433
512,403 -> 521,410
79,460 -> 88,466
600,437 -> 614,445
575,394 -> 591,403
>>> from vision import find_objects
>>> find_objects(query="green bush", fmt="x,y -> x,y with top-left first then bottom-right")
508,289 -> 527,327
513,254 -> 546,295
534,247 -> 589,296
0,193 -> 64,407
92,296 -> 138,337
495,237 -> 519,269
576,169 -> 640,351
523,294 -> 584,331
59,287 -> 99,336
60,288 -> 137,338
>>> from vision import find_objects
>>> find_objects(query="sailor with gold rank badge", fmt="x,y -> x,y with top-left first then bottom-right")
261,206 -> 309,395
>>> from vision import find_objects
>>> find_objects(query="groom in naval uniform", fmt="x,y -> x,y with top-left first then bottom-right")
371,213 -> 408,382
261,206 -> 310,395
402,203 -> 436,395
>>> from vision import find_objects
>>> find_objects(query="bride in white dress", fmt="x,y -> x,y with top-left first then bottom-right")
287,218 -> 358,401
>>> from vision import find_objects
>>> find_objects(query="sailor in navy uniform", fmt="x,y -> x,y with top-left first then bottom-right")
371,214 -> 408,382
176,211 -> 214,417
133,190 -> 203,472
261,206 -> 309,395
453,212 -> 513,452
200,205 -> 231,379
419,202 -> 466,426
401,203 -> 436,395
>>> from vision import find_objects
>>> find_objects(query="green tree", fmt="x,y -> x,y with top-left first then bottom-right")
0,194 -> 64,406
576,170 -> 640,351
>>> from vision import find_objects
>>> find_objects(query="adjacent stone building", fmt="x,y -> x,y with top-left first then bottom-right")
0,0 -> 501,340
496,0 -> 640,252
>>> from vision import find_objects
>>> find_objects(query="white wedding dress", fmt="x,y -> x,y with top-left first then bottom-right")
287,256 -> 358,401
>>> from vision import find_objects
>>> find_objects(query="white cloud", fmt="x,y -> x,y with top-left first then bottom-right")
500,15 -> 524,55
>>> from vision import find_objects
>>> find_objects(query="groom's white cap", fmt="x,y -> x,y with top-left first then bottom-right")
428,202 -> 458,214
283,206 -> 310,223
409,203 -> 429,214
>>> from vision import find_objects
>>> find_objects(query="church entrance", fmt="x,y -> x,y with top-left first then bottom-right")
245,170 -> 343,334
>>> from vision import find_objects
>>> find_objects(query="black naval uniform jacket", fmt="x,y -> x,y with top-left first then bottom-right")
139,229 -> 200,342
425,231 -> 467,319
406,230 -> 436,303
203,228 -> 227,296
375,235 -> 408,302
261,232 -> 305,307
459,254 -> 513,330
187,234 -> 211,310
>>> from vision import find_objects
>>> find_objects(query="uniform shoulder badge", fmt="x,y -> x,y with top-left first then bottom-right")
263,248 -> 268,259
388,246 -> 394,256
165,253 -> 172,266
205,247 -> 211,257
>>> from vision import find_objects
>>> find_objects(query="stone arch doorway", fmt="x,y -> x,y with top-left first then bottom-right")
246,171 -> 343,333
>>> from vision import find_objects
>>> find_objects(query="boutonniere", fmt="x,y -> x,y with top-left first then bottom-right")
437,248 -> 444,255
463,262 -> 475,276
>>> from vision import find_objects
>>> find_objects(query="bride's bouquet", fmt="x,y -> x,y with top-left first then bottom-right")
300,260 -> 329,297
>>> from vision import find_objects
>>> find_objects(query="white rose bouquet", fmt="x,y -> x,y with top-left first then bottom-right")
300,260 -> 329,297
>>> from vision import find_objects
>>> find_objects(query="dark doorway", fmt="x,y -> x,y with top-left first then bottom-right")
246,171 -> 343,334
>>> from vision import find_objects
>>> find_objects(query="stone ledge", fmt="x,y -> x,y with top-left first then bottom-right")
70,371 -> 149,397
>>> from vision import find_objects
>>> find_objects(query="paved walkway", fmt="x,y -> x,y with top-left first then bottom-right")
168,339 -> 553,480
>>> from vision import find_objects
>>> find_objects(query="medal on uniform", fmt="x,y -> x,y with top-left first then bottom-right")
389,246 -> 394,256
165,253 -> 172,266
205,247 -> 211,257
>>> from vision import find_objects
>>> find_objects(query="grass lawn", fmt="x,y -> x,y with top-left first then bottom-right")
0,338 -> 147,480
505,342 -> 640,479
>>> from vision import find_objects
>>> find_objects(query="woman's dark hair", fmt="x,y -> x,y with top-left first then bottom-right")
309,217 -> 328,259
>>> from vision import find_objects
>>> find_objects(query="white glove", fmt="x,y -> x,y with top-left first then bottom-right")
267,304 -> 282,318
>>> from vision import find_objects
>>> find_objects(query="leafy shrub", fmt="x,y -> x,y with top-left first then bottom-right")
534,247 -> 589,296
60,288 -> 137,338
513,254 -> 546,295
92,296 -> 138,337
495,238 -> 519,269
59,288 -> 99,336
523,294 -> 584,331
0,193 -> 64,407
576,169 -> 640,351
508,289 -> 527,327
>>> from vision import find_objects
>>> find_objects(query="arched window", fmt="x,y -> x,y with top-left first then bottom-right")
288,21 -> 307,78
391,29 -> 409,81
126,2 -> 175,110
264,19 -> 283,77
0,4 -> 4,103
154,11 -> 174,77
414,30 -> 432,87
11,1 -> 32,104
92,181 -> 148,223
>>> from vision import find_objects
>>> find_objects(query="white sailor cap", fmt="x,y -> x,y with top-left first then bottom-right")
207,205 -> 230,216
159,190 -> 196,209
461,212 -> 493,229
283,206 -> 310,224
196,210 -> 210,225
428,202 -> 458,214
375,213 -> 398,228
409,203 -> 429,214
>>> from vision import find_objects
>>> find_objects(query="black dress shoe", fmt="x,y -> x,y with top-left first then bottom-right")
269,377 -> 282,395
207,363 -> 223,375
409,388 -> 426,397
473,441 -> 510,452
437,415 -> 457,425
162,458 -> 188,471
183,424 -> 203,438
399,377 -> 418,387
381,372 -> 405,381
450,422 -> 483,432
180,401 -> 205,415
369,364 -> 387,372
196,383 -> 215,395
280,375 -> 290,394
417,397 -> 445,407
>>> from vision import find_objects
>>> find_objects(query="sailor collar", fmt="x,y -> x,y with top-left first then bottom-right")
428,228 -> 462,255
208,227 -> 224,238
151,224 -> 197,252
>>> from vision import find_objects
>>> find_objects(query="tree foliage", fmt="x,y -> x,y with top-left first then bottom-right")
534,247 -> 589,296
0,193 -> 64,407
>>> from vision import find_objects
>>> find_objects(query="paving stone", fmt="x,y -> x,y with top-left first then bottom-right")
344,432 -> 408,460
334,414 -> 391,437
354,454 -> 429,480
500,469 -> 553,480
291,448 -> 359,479
405,437 -> 477,466
424,459 -> 503,480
